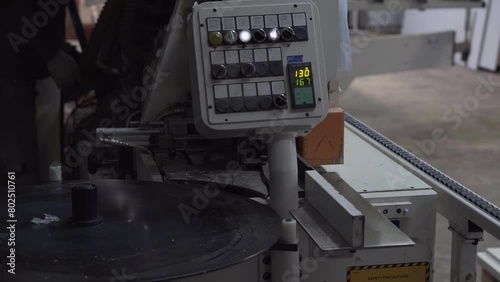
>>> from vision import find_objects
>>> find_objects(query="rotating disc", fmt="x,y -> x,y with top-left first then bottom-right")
0,180 -> 281,281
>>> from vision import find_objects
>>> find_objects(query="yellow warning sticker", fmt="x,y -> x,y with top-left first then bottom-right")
347,262 -> 430,282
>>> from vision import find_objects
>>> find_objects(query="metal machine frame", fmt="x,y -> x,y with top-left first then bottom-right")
93,0 -> 500,281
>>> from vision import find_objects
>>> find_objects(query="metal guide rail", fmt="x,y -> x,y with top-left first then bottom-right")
344,113 -> 500,225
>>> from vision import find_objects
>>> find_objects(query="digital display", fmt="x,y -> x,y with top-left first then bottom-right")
288,63 -> 315,109
293,67 -> 312,86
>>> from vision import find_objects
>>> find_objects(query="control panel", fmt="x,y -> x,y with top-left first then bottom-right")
189,0 -> 329,137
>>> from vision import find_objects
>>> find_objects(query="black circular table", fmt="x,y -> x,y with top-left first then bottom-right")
0,180 -> 281,282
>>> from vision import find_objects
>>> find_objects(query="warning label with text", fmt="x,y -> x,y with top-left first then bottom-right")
347,262 -> 429,282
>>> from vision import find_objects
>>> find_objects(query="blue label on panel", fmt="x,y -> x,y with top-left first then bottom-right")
287,55 -> 303,63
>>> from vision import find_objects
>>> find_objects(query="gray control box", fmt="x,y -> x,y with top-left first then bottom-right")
189,0 -> 329,138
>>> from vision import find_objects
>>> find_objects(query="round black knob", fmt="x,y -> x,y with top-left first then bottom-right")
71,183 -> 102,227
224,30 -> 238,44
215,99 -> 230,113
281,27 -> 295,41
253,29 -> 267,43
241,63 -> 256,77
273,94 -> 288,109
212,64 -> 227,79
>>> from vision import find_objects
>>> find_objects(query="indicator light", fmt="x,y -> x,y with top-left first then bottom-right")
267,28 -> 280,42
209,31 -> 223,46
239,29 -> 252,43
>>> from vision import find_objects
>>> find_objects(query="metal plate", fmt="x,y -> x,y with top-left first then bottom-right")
291,203 -> 351,253
0,180 -> 281,282
347,262 -> 430,282
321,129 -> 431,193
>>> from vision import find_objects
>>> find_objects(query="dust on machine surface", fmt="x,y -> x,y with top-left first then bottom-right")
4,0 -> 500,282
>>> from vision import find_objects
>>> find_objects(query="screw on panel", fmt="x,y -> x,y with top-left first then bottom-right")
263,272 -> 271,281
200,24 -> 204,27
396,208 -> 402,214
263,256 -> 271,265
225,118 -> 228,122
208,105 -> 212,109
305,113 -> 309,117
318,98 -> 322,101
213,8 -> 217,12
294,4 -> 298,8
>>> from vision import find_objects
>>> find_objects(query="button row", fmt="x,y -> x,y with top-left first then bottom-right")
207,13 -> 308,46
211,48 -> 283,79
213,82 -> 288,113
208,14 -> 306,31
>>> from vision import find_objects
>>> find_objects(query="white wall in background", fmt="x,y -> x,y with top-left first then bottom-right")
402,9 -> 466,64
401,3 -> 499,71
478,0 -> 500,71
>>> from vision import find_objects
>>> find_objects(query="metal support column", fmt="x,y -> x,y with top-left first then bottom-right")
267,132 -> 300,282
267,132 -> 299,218
449,221 -> 484,282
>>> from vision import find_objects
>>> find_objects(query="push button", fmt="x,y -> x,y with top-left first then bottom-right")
258,96 -> 273,110
215,99 -> 230,113
230,97 -> 245,112
294,26 -> 308,41
269,62 -> 283,76
256,63 -> 270,76
245,97 -> 258,111
226,64 -> 241,78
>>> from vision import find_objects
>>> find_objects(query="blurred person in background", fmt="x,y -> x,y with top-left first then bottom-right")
0,0 -> 80,183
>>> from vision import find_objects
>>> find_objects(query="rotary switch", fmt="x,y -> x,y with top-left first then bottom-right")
281,27 -> 295,41
252,29 -> 267,43
273,94 -> 288,109
212,65 -> 227,79
224,30 -> 238,45
241,63 -> 256,77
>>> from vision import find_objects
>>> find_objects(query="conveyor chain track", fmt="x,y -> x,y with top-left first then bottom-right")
345,113 -> 500,221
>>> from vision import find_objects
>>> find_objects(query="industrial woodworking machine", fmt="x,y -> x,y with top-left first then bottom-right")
4,0 -> 500,282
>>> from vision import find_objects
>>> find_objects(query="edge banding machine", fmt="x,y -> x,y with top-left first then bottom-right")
6,0 -> 500,282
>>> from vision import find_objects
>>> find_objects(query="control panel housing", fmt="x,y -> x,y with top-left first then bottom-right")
189,0 -> 329,138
